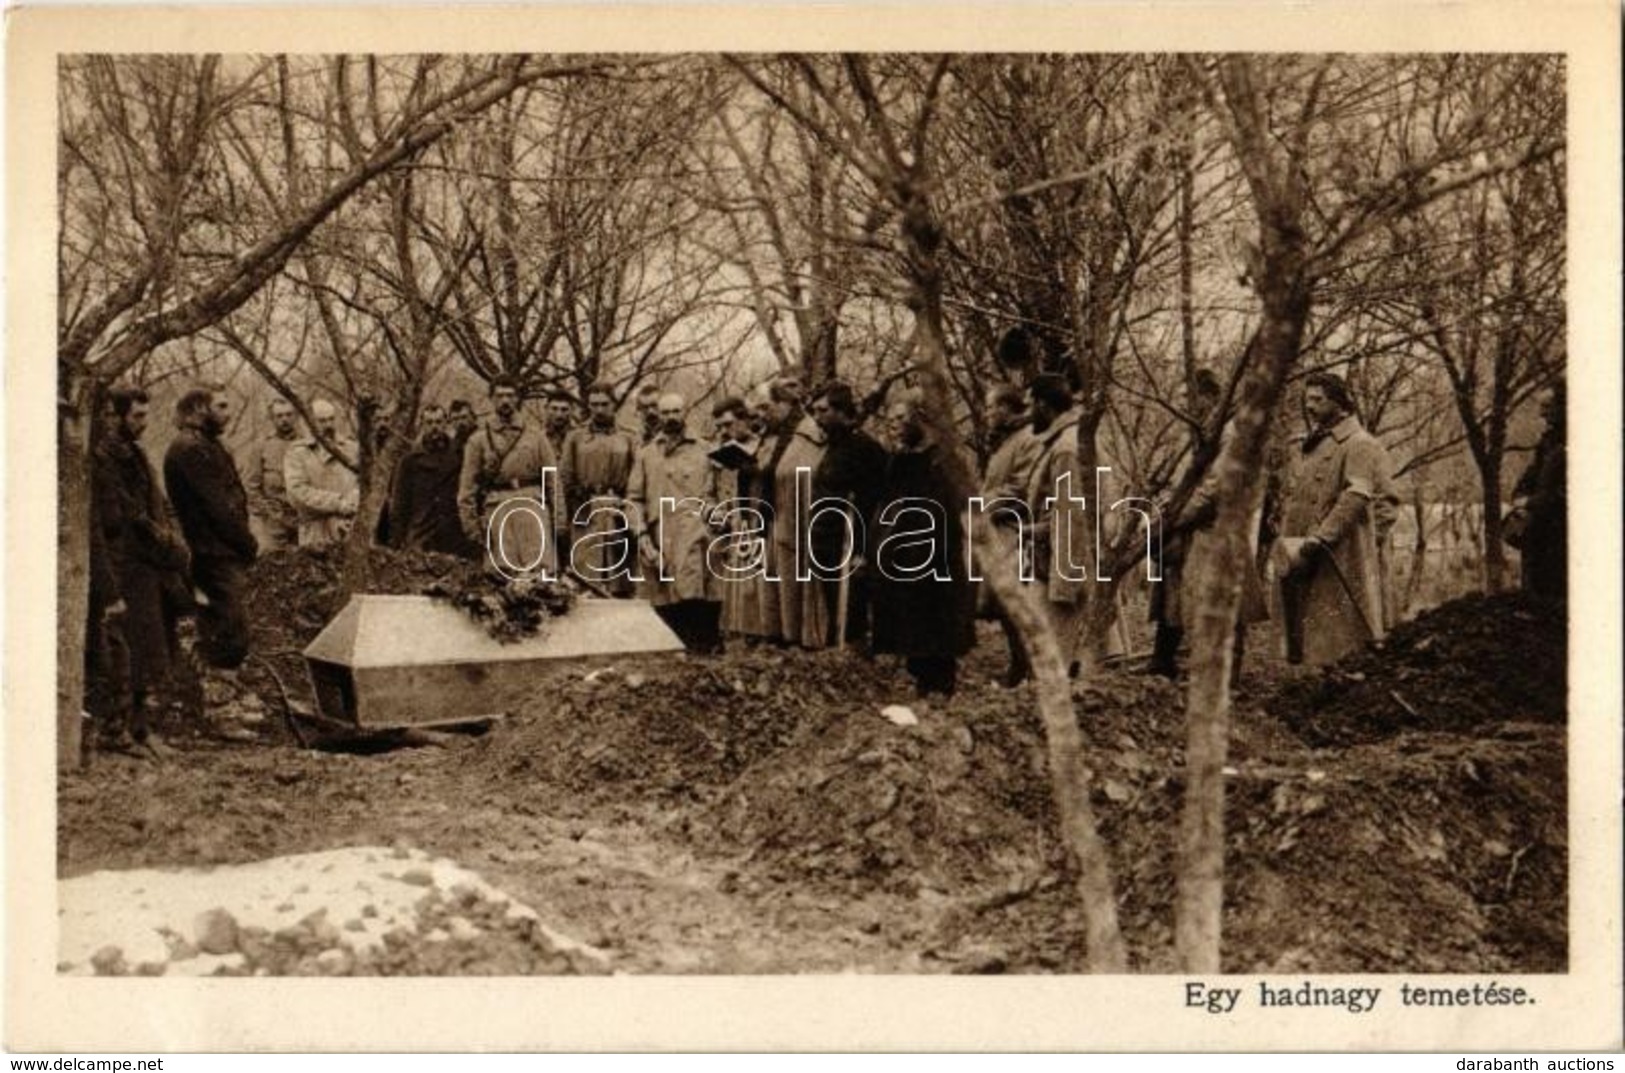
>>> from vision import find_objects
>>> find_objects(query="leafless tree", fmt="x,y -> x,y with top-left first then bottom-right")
57,53 -> 613,764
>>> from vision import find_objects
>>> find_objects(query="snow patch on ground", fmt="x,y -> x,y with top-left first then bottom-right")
58,844 -> 597,975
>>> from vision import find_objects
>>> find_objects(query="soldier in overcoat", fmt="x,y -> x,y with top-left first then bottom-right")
625,393 -> 723,651
94,386 -> 191,744
1274,372 -> 1397,667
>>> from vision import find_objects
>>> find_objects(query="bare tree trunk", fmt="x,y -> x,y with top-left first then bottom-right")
1480,464 -> 1507,593
57,404 -> 92,770
1401,488 -> 1427,615
1177,143 -> 1197,389
342,387 -> 421,593
1176,55 -> 1316,971
736,51 -> 1128,971
1176,278 -> 1308,970
341,398 -> 382,594
899,194 -> 1128,972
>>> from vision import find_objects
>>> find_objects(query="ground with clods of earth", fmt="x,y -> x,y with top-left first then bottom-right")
57,547 -> 1568,975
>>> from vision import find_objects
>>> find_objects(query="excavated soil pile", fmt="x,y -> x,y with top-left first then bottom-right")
701,673 -> 1189,898
464,638 -> 1191,898
65,588 -> 1567,974
465,648 -> 916,803
245,545 -> 471,656
1266,592 -> 1565,747
972,721 -> 1566,973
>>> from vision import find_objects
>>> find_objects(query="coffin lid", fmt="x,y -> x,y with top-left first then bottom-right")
303,594 -> 683,669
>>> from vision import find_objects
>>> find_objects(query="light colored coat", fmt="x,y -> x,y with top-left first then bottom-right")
1024,409 -> 1090,607
770,415 -> 829,647
984,424 -> 1041,507
244,431 -> 300,549
1275,415 -> 1397,666
626,432 -> 720,606
283,437 -> 359,547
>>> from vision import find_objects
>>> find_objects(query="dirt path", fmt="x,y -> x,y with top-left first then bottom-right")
58,737 -> 946,974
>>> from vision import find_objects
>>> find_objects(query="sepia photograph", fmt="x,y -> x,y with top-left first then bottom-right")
7,2 -> 1621,1054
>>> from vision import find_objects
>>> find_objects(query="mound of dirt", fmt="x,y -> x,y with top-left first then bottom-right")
463,637 -> 1193,897
464,648 -> 915,802
970,721 -> 1567,973
1265,592 -> 1565,747
700,673 -> 1189,897
244,545 -> 490,657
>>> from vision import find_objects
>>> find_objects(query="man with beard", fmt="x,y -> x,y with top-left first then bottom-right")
625,393 -> 723,652
387,405 -> 469,556
243,397 -> 302,551
633,382 -> 664,446
164,386 -> 258,671
85,418 -> 132,760
809,382 -> 887,648
560,382 -> 638,593
870,391 -> 975,697
283,398 -> 360,548
1275,372 -> 1397,666
92,386 -> 191,751
459,376 -> 560,576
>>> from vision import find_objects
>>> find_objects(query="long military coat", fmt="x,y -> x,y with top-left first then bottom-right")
1274,415 -> 1396,666
626,432 -> 719,606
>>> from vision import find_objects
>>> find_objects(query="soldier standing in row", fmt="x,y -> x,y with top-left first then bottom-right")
283,398 -> 360,548
542,391 -> 578,564
386,404 -> 469,556
625,392 -> 723,652
760,379 -> 829,648
92,386 -> 191,751
459,376 -> 560,576
709,395 -> 765,638
85,396 -> 132,758
164,387 -> 258,671
1274,372 -> 1397,667
869,391 -> 975,697
1508,383 -> 1566,605
560,382 -> 638,592
243,398 -> 302,552
809,382 -> 887,649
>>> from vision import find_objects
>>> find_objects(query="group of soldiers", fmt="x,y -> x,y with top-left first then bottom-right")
81,354 -> 1566,754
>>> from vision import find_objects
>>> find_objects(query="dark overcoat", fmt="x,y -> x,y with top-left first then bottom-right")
96,434 -> 190,690
869,443 -> 976,660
